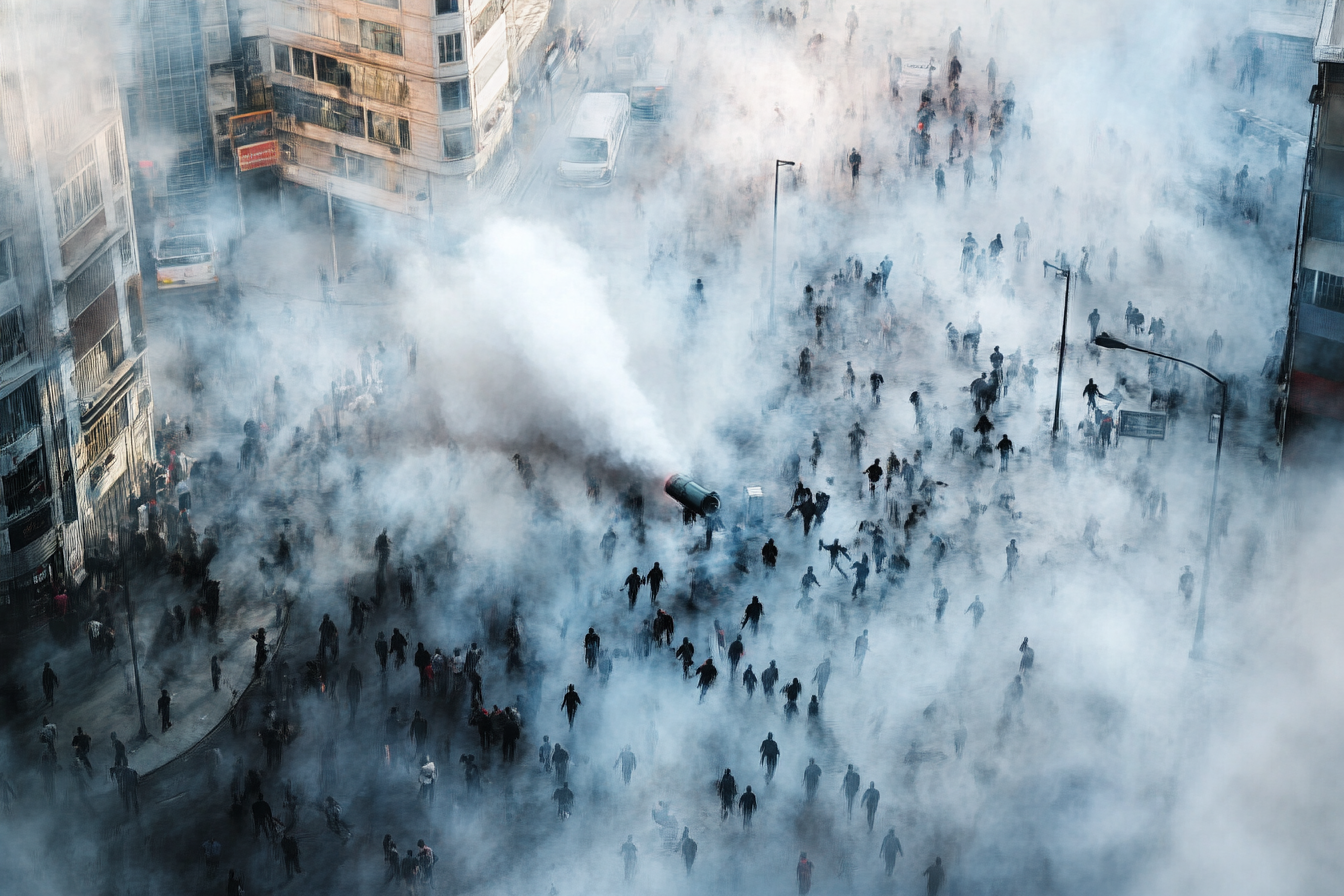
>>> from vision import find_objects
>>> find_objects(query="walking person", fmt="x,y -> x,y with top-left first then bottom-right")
680,828 -> 698,874
560,684 -> 582,728
842,765 -> 861,817
760,732 -> 780,781
862,781 -> 881,830
620,836 -> 638,880
158,689 -> 173,732
797,852 -> 814,895
924,857 -> 947,895
1083,378 -> 1101,409
716,768 -> 738,820
880,829 -> 904,876
41,662 -> 58,706
1003,539 -> 1019,581
418,754 -> 438,804
1014,217 -> 1031,261
738,786 -> 757,828
615,744 -> 638,786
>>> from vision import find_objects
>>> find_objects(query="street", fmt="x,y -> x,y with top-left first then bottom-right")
0,1 -> 1321,895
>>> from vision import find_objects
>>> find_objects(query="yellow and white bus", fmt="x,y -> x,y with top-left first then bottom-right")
153,217 -> 219,290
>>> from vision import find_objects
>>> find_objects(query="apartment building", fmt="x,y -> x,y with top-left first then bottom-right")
239,0 -> 529,216
0,2 -> 155,631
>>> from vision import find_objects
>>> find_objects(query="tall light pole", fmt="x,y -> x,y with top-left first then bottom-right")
118,542 -> 151,741
1093,333 -> 1227,660
1043,260 -> 1073,439
770,159 -> 795,330
326,182 -> 339,284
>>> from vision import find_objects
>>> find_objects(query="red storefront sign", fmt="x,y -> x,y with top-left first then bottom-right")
237,140 -> 280,172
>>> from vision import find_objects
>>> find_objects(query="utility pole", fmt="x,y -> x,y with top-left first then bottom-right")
1043,260 -> 1072,439
120,547 -> 150,741
1093,333 -> 1227,660
326,182 -> 339,284
770,159 -> 795,330
234,154 -> 247,238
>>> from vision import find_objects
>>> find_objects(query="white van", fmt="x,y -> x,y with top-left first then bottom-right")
557,93 -> 630,187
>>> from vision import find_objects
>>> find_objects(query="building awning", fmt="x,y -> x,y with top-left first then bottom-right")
1315,0 -> 1344,61
80,355 -> 141,427
1251,10 -> 1318,40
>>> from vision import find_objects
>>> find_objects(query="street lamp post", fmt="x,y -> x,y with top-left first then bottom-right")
1093,333 -> 1227,660
326,182 -> 339,285
1043,260 -> 1073,439
118,544 -> 151,741
770,159 -> 795,330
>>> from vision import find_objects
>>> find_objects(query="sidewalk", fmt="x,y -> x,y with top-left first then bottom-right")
3,562 -> 273,779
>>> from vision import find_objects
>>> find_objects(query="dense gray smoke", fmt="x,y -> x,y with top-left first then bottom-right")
0,0 -> 1332,895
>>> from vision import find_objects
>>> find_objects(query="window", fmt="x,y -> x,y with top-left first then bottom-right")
367,110 -> 411,149
114,196 -> 126,227
66,247 -> 115,318
106,127 -> 124,186
362,0 -> 399,7
442,126 -> 473,160
350,67 -> 409,105
83,394 -> 129,462
54,419 -> 75,521
287,50 -> 406,105
438,32 -> 463,64
0,307 -> 26,365
435,0 -> 458,13
126,276 -> 145,349
334,146 -> 399,191
273,43 -> 291,72
97,77 -> 116,111
3,449 -> 48,519
335,145 -> 366,179
0,237 -> 12,284
316,54 -> 353,88
439,78 -> 470,112
471,0 -> 502,46
565,138 -> 608,163
119,233 -> 135,267
73,322 -> 124,399
274,85 -> 366,137
0,377 -> 40,447
54,142 -> 103,239
360,20 -> 403,55
1309,269 -> 1344,313
292,48 -> 315,79
1309,193 -> 1344,243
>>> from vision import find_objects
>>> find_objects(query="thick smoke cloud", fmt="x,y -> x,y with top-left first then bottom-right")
0,0 -> 1330,894
408,219 -> 684,472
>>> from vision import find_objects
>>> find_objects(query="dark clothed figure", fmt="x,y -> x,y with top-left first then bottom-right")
862,783 -> 881,830
561,685 -> 582,727
738,786 -> 757,827
717,769 -> 737,818
741,597 -> 764,633
880,830 -> 904,876
760,733 -> 780,780
41,663 -> 59,706
924,857 -> 947,895
803,759 -> 821,800
797,853 -> 814,895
